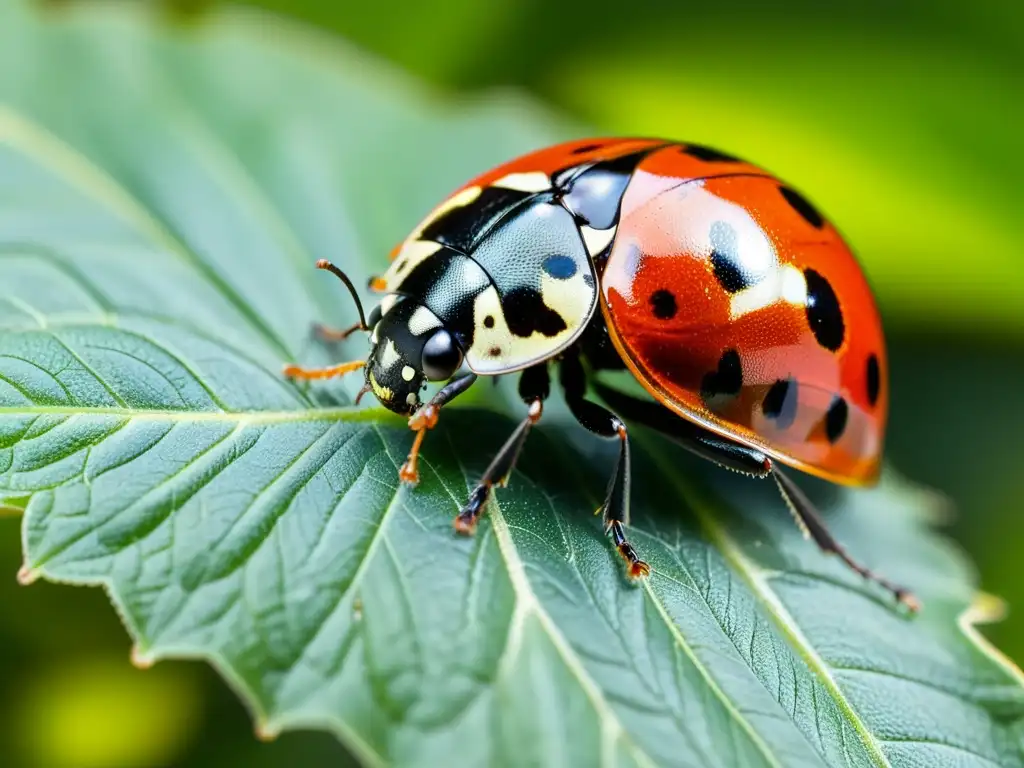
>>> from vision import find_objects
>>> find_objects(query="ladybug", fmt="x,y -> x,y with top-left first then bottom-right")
283,137 -> 918,611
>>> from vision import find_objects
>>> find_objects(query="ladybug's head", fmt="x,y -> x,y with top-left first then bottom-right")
365,296 -> 464,416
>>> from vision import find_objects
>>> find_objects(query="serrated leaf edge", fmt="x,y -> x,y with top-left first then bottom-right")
958,592 -> 1024,689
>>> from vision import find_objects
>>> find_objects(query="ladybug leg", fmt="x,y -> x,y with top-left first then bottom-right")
311,321 -> 363,342
400,372 -> 478,485
453,364 -> 549,534
282,360 -> 365,381
560,356 -> 650,579
591,381 -> 920,611
772,469 -> 920,612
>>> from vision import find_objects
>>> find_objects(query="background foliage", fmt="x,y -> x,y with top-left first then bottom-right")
0,0 -> 1022,766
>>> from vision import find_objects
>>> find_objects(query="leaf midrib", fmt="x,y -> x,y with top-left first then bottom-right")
0,405 -> 398,425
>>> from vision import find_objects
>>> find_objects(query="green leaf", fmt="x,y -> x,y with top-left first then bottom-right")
1,2 -> 1022,766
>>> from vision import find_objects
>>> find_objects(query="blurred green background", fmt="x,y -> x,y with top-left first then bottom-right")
2,0 -> 1022,765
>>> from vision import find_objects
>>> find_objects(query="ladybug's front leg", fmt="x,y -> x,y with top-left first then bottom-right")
399,373 -> 478,484
282,360 -> 365,381
560,354 -> 650,579
453,364 -> 550,534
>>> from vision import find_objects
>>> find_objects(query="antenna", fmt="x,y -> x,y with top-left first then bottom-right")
316,259 -> 369,332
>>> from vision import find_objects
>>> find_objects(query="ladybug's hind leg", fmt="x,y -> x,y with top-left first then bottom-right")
772,469 -> 920,612
592,381 -> 920,612
453,364 -> 550,533
560,355 -> 650,579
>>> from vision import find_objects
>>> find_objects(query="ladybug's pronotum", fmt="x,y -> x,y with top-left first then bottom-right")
284,138 -> 917,611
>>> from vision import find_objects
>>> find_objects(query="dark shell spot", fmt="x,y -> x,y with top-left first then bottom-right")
779,185 -> 825,229
825,396 -> 849,443
488,346 -> 502,357
394,259 -> 408,273
542,253 -> 578,280
649,289 -> 677,320
804,268 -> 845,351
571,142 -> 604,154
709,220 -> 756,294
711,252 -> 746,293
502,287 -> 567,338
483,315 -> 495,329
701,349 -> 743,402
866,354 -> 881,406
762,378 -> 798,429
683,143 -> 741,163
582,272 -> 595,288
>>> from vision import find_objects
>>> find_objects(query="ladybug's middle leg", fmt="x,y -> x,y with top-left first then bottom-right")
453,364 -> 550,534
560,354 -> 650,579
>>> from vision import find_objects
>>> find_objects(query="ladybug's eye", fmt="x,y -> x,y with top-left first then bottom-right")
421,329 -> 463,381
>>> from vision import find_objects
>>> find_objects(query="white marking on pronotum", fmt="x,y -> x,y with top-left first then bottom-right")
379,294 -> 400,317
491,171 -> 551,193
385,239 -> 442,290
406,392 -> 418,405
379,339 -> 400,370
408,305 -> 441,336
401,365 -> 416,382
580,224 -> 616,256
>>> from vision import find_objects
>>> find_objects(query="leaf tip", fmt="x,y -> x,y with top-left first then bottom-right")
16,564 -> 38,586
130,644 -> 156,669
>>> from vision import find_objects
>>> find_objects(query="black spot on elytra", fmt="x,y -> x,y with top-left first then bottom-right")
701,349 -> 743,403
649,289 -> 677,320
804,269 -> 845,351
394,259 -> 407,273
709,220 -> 760,294
825,396 -> 848,443
762,378 -> 798,429
571,142 -> 604,154
779,186 -> 825,229
488,346 -> 502,357
866,354 -> 881,407
483,315 -> 495,329
502,287 -> 567,338
683,144 -> 741,163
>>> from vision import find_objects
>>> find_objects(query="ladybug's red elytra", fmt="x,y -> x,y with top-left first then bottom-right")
283,137 -> 918,612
